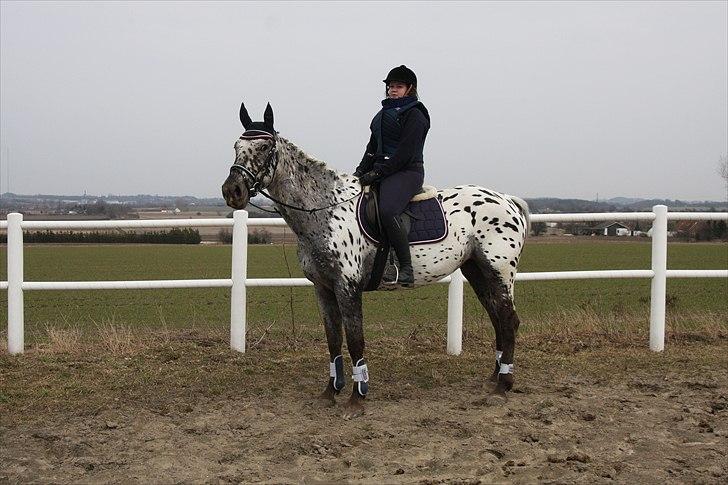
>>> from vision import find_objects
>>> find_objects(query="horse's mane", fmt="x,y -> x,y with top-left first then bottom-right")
278,136 -> 340,176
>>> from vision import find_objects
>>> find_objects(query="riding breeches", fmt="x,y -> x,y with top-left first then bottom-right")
378,169 -> 425,221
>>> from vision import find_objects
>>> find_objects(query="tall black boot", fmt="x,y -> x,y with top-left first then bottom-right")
382,215 -> 414,287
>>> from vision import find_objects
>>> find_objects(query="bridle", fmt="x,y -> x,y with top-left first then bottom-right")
228,131 -> 362,215
229,130 -> 278,199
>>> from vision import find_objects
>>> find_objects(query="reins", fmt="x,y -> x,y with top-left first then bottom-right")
230,132 -> 362,215
249,184 -> 363,215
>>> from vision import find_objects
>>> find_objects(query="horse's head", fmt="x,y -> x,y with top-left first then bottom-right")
222,102 -> 278,209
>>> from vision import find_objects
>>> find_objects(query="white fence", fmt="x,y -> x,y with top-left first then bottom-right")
2,206 -> 727,356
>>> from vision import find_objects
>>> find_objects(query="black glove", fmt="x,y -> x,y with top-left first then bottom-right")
357,170 -> 380,186
353,169 -> 365,178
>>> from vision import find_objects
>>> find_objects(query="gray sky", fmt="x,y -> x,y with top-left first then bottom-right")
1,1 -> 726,201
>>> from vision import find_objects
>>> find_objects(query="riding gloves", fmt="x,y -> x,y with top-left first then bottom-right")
357,170 -> 381,187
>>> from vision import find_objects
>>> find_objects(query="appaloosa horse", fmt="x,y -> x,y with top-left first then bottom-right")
222,103 -> 530,419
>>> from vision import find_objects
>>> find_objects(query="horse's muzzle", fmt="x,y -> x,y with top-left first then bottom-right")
222,174 -> 249,210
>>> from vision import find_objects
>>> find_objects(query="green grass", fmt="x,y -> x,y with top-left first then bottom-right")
0,241 -> 725,344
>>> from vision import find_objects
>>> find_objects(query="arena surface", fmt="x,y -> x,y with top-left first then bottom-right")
1,332 -> 726,484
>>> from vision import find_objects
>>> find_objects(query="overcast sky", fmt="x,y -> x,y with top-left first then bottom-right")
1,1 -> 726,201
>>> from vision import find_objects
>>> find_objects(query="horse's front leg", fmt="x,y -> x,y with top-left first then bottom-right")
336,288 -> 367,420
314,285 -> 345,406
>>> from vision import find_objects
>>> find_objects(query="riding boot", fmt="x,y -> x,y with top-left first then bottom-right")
382,214 -> 414,287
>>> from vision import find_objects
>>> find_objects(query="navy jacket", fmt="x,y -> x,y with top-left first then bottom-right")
356,99 -> 430,178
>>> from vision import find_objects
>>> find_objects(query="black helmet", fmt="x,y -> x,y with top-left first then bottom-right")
383,65 -> 417,87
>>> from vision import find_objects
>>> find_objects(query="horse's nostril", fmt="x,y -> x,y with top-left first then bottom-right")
234,186 -> 242,198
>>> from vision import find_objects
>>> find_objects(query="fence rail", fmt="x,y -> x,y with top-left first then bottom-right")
3,206 -> 727,355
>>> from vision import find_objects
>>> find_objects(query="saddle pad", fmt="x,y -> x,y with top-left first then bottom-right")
356,193 -> 448,245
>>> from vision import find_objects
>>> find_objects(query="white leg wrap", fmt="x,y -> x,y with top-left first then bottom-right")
499,363 -> 514,374
329,355 -> 345,391
352,363 -> 369,382
352,358 -> 369,396
495,350 -> 503,364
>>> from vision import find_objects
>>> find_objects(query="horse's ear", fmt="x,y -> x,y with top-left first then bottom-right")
239,102 -> 253,129
263,102 -> 274,129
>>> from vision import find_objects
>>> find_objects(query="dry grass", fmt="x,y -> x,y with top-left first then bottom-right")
518,308 -> 727,347
42,323 -> 83,353
1,308 -> 724,357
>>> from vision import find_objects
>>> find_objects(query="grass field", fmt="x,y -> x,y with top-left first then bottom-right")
0,240 -> 725,345
1,240 -> 727,483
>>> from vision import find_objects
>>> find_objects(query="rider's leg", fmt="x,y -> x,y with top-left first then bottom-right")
380,213 -> 414,286
378,169 -> 424,287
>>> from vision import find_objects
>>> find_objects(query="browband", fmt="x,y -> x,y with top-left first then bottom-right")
240,129 -> 275,139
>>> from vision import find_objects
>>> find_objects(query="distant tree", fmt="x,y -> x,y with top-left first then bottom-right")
711,220 -> 727,240
531,222 -> 547,236
217,229 -> 233,244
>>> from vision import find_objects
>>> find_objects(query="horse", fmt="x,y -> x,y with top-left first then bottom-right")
222,102 -> 530,419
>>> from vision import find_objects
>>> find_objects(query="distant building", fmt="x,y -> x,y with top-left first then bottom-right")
592,222 -> 631,236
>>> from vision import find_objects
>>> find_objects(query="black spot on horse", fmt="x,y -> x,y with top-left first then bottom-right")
503,222 -> 519,232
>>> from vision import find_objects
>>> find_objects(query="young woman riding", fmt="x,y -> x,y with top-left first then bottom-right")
354,65 -> 431,287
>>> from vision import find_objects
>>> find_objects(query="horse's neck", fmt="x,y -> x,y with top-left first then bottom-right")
267,138 -> 355,237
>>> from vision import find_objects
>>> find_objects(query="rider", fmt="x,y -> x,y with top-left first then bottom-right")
354,65 -> 431,287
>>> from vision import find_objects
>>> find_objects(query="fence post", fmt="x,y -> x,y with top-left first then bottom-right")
447,268 -> 464,355
7,213 -> 24,354
650,205 -> 668,352
230,210 -> 248,353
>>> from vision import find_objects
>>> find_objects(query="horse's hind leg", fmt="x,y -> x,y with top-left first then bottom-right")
460,260 -> 502,382
314,284 -> 345,405
460,259 -> 521,394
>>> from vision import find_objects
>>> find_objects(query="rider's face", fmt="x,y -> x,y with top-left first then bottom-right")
387,82 -> 410,99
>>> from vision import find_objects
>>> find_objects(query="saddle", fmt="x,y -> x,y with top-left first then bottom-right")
356,185 -> 448,291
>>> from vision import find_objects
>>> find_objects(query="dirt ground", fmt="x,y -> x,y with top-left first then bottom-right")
1,332 -> 726,484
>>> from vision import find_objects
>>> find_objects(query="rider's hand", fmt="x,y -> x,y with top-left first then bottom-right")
357,170 -> 380,186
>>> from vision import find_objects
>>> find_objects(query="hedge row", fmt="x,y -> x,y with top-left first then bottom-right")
1,228 -> 202,244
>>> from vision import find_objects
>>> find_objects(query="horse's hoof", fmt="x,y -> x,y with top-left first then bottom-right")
491,383 -> 509,397
342,396 -> 365,420
488,369 -> 499,383
318,387 -> 337,407
494,373 -> 514,395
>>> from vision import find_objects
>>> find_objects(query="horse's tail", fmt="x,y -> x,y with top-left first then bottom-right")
509,195 -> 531,237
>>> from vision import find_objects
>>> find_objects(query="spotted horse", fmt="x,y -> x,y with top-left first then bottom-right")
222,103 -> 530,419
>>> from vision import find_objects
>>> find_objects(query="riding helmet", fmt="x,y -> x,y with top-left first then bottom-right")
383,65 -> 417,87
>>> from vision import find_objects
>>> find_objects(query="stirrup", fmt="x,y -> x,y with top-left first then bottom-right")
383,265 -> 399,285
